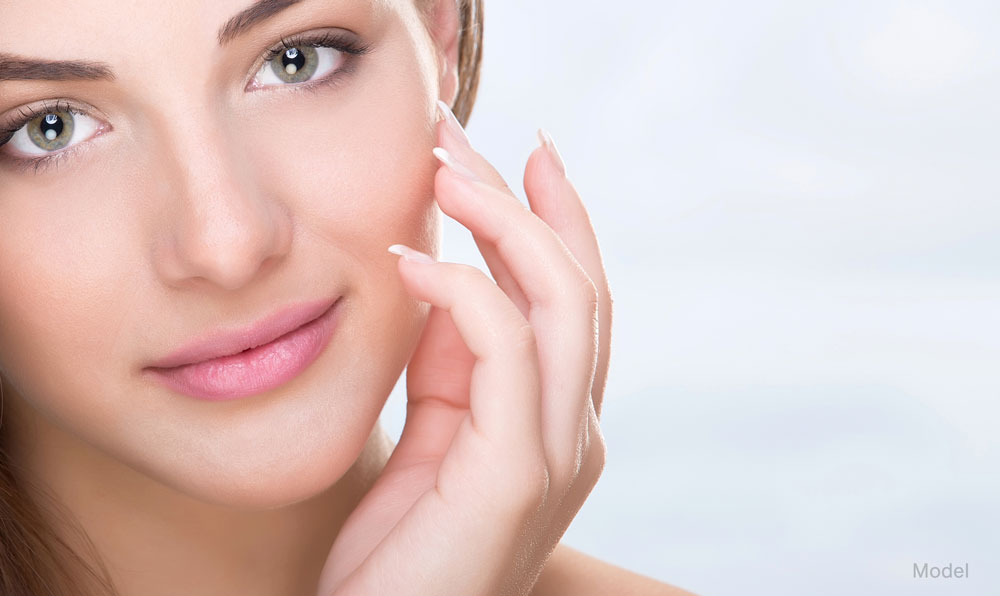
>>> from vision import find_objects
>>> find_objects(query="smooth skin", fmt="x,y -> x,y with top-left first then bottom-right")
317,99 -> 699,595
319,102 -> 607,594
0,0 -> 696,593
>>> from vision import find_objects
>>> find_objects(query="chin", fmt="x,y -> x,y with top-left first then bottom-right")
130,408 -> 378,511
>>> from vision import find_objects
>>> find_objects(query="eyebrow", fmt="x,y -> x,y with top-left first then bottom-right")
0,0 -> 305,83
218,0 -> 305,45
0,53 -> 115,82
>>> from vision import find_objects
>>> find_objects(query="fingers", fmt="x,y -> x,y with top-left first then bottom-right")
436,100 -> 532,317
430,152 -> 599,494
342,115 -> 614,596
523,134 -> 615,419
434,99 -> 610,494
387,245 -> 544,465
540,401 -> 608,549
381,305 -> 474,474
436,99 -> 612,426
434,99 -> 520,207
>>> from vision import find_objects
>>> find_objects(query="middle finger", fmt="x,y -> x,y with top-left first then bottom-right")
431,145 -> 600,491
435,101 -> 612,422
434,100 -> 532,317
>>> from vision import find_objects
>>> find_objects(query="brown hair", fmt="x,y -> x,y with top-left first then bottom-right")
415,0 -> 484,127
450,0 -> 484,128
0,441 -> 118,596
0,1 -> 485,594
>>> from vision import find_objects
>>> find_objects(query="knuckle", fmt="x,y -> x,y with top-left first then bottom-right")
591,429 -> 607,475
585,414 -> 607,480
582,276 -> 600,306
507,321 -> 539,354
604,283 -> 615,319
507,455 -> 550,513
573,275 -> 600,317
454,263 -> 489,287
448,263 -> 537,355
550,272 -> 599,325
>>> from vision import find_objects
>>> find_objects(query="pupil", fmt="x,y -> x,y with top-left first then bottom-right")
40,113 -> 64,138
281,48 -> 306,71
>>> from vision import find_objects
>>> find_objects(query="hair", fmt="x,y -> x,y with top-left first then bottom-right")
414,0 -> 483,127
0,1 -> 484,594
445,0 -> 484,128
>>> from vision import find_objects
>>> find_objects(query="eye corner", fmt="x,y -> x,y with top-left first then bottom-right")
0,105 -> 112,173
244,67 -> 269,93
93,119 -> 114,138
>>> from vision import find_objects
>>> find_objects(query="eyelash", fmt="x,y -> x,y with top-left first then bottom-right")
0,100 -> 86,174
261,30 -> 371,69
0,30 -> 373,175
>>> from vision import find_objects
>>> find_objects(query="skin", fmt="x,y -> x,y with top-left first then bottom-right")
0,0 -> 696,594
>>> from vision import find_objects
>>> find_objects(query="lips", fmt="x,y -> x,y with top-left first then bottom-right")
145,296 -> 340,370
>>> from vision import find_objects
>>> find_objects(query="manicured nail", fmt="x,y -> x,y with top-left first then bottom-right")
537,128 -> 567,177
432,146 -> 479,181
436,99 -> 472,149
388,243 -> 437,264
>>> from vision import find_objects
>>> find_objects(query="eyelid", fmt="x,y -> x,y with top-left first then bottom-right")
0,99 -> 108,144
0,100 -> 111,174
241,28 -> 372,91
0,30 -> 372,174
2,135 -> 99,175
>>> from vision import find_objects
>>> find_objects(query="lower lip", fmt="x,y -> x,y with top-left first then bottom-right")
144,297 -> 343,401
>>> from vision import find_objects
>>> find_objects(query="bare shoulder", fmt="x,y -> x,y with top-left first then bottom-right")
530,543 -> 700,596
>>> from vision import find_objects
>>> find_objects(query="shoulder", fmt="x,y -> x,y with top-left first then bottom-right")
530,543 -> 700,596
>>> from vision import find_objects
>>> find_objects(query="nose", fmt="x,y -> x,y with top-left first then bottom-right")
151,112 -> 294,292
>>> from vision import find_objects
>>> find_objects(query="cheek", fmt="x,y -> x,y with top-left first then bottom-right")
0,197 -> 142,435
240,83 -> 443,359
0,28 -> 446,503
244,86 -> 441,285
245,41 -> 440,256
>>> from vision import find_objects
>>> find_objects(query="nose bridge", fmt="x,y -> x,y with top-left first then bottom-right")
151,96 -> 292,291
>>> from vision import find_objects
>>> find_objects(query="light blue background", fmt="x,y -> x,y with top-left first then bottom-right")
380,1 -> 1000,594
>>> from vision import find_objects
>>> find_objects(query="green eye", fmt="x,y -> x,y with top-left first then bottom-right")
249,32 -> 370,91
269,46 -> 319,84
27,111 -> 75,151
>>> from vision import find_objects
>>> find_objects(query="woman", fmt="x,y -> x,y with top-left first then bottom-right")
0,0 -> 696,594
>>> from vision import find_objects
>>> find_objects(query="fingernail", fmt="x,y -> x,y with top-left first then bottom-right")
432,146 -> 480,181
436,99 -> 472,149
388,243 -> 437,264
537,128 -> 567,177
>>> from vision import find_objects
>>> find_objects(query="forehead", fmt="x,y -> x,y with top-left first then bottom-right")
0,0 -> 394,58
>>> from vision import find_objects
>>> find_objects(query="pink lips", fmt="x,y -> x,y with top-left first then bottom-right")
143,296 -> 342,401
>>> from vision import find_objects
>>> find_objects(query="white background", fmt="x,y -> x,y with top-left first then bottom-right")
380,1 -> 1000,594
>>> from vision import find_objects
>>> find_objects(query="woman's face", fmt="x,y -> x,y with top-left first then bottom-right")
0,0 -> 457,508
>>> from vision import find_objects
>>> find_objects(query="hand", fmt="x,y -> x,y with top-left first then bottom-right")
315,100 -> 614,596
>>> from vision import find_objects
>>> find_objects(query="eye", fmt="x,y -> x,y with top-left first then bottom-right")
253,45 -> 345,87
244,31 -> 373,93
4,108 -> 102,158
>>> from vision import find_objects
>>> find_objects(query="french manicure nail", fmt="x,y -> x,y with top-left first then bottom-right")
436,99 -> 472,149
388,243 -> 437,264
432,146 -> 480,181
537,128 -> 567,177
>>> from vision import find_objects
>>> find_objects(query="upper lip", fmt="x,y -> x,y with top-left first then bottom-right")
145,296 -> 339,370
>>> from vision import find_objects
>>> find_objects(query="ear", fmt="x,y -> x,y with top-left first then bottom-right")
423,0 -> 462,107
